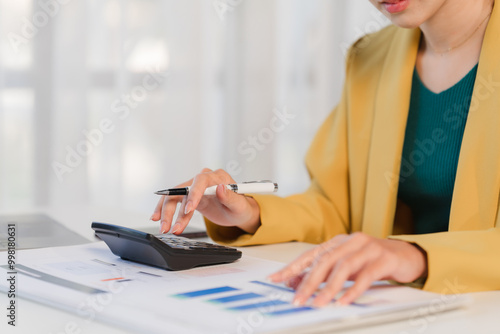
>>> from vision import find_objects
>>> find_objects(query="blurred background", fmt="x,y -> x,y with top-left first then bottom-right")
0,0 -> 388,217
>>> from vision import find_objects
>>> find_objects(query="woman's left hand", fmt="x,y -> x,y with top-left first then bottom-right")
268,232 -> 427,307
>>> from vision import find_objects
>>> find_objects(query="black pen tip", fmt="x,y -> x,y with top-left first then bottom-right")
155,191 -> 168,195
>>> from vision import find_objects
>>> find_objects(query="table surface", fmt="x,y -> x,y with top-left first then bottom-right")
1,206 -> 499,334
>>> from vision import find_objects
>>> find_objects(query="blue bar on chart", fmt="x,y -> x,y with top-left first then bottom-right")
250,280 -> 295,293
265,306 -> 315,317
209,292 -> 263,304
173,286 -> 239,298
227,299 -> 289,311
250,279 -> 368,307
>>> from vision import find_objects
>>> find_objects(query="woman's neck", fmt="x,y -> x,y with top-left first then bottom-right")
419,0 -> 493,55
415,0 -> 494,93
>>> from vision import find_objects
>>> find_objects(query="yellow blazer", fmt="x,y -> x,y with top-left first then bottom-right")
207,4 -> 500,294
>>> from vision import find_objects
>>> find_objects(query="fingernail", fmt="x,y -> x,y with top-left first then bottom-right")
184,202 -> 193,215
293,295 -> 305,306
150,215 -> 154,220
160,222 -> 167,234
172,223 -> 180,234
267,274 -> 279,283
266,275 -> 278,283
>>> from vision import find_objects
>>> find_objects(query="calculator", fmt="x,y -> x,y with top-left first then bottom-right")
91,222 -> 242,271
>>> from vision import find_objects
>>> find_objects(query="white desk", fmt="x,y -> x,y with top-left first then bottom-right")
1,207 -> 499,334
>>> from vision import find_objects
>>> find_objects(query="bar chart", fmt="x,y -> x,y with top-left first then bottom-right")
173,280 -> 319,317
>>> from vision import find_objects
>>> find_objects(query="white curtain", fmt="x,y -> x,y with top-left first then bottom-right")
0,0 -> 389,214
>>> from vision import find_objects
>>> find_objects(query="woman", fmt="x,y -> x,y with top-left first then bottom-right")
152,0 -> 500,307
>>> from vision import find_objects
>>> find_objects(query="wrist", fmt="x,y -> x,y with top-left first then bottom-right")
410,242 -> 428,279
237,197 -> 261,234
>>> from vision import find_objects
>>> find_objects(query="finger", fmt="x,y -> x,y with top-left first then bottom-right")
292,234 -> 374,305
185,169 -> 234,215
268,236 -> 348,283
153,179 -> 193,223
216,183 -> 247,212
169,169 -> 218,235
312,243 -> 381,307
311,260 -> 353,307
152,196 -> 165,221
337,259 -> 388,306
285,272 -> 306,290
268,247 -> 325,283
292,253 -> 339,306
172,182 -> 245,235
160,195 -> 183,233
171,196 -> 197,235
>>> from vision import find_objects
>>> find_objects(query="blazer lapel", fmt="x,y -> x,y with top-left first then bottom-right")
449,4 -> 500,231
362,28 -> 420,238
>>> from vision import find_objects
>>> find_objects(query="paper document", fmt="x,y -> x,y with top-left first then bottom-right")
0,242 -> 470,333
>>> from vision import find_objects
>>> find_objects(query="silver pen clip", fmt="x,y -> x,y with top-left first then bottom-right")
242,180 -> 278,191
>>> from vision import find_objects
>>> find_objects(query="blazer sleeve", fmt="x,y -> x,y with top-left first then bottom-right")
205,49 -> 358,247
390,227 -> 500,293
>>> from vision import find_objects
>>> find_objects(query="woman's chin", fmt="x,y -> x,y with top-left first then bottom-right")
391,18 -> 422,29
384,12 -> 424,29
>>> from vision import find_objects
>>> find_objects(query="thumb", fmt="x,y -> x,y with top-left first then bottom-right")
216,184 -> 245,211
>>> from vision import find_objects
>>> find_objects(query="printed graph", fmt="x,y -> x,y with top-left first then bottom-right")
173,280 -> 316,317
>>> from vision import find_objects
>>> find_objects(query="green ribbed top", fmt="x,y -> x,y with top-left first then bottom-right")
397,64 -> 478,234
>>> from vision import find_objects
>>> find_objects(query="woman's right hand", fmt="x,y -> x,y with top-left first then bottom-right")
151,168 -> 262,235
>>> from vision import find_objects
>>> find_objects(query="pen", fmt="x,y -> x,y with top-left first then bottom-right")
155,181 -> 278,196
